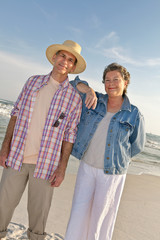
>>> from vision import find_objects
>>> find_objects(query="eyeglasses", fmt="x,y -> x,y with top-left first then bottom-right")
53,112 -> 66,127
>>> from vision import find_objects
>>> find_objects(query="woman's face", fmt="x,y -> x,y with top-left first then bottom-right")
104,70 -> 127,97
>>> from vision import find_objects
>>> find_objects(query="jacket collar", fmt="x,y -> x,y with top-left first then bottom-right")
121,95 -> 132,112
98,93 -> 131,112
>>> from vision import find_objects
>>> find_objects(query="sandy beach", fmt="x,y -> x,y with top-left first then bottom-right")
0,168 -> 160,240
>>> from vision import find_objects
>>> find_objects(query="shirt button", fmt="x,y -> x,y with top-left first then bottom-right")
110,129 -> 112,132
107,157 -> 109,160
105,170 -> 109,173
108,144 -> 110,146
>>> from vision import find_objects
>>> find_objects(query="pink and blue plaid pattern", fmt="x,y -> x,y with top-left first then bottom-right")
7,73 -> 82,179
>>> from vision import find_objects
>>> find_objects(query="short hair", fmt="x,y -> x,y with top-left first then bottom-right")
102,63 -> 130,96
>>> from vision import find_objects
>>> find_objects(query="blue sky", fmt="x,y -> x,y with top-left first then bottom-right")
0,0 -> 160,135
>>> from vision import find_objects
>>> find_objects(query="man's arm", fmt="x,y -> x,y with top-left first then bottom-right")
49,141 -> 73,187
0,115 -> 17,168
76,83 -> 97,109
70,76 -> 97,109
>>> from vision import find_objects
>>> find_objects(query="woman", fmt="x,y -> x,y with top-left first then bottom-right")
65,63 -> 145,240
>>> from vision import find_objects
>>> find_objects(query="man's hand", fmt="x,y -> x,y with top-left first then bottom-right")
0,150 -> 8,168
85,88 -> 97,109
49,141 -> 72,187
49,166 -> 65,187
76,83 -> 97,110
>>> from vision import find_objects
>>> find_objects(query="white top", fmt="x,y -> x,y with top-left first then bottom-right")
82,112 -> 115,169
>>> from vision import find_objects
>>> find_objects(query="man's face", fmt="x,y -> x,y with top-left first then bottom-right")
52,50 -> 77,75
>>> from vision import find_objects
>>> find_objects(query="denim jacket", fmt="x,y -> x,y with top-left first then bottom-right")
70,76 -> 145,175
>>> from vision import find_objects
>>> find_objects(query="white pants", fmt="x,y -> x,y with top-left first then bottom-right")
65,161 -> 126,240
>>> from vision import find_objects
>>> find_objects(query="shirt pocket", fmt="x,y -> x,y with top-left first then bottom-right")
118,120 -> 133,142
81,108 -> 100,125
51,110 -> 70,129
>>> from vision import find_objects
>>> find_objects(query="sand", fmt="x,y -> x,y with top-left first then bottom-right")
0,168 -> 160,240
113,174 -> 160,240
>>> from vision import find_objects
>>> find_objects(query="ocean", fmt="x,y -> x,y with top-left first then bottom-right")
0,98 -> 160,176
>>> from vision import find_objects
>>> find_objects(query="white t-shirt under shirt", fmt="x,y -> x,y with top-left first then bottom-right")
82,112 -> 115,169
23,76 -> 59,164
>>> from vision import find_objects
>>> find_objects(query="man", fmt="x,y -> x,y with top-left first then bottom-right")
0,40 -> 86,240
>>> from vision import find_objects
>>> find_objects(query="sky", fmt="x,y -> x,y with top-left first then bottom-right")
0,0 -> 160,135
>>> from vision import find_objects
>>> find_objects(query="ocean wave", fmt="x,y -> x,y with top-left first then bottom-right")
146,141 -> 160,151
133,157 -> 160,166
146,133 -> 160,151
0,99 -> 14,118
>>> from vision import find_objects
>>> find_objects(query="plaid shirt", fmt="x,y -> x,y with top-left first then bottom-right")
7,73 -> 82,179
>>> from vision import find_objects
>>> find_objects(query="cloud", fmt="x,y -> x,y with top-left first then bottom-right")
95,32 -> 119,48
0,51 -> 48,71
102,48 -> 160,67
90,14 -> 101,29
0,34 -> 36,55
67,26 -> 83,36
93,33 -> 160,67
103,47 -> 138,65
0,51 -> 50,101
33,0 -> 55,21
145,58 -> 160,66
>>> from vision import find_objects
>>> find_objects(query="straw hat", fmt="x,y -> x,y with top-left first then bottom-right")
46,40 -> 86,74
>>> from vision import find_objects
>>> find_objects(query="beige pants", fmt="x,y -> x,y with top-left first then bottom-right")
0,164 -> 54,240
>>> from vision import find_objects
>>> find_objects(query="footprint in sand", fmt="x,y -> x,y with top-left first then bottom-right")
3,222 -> 64,240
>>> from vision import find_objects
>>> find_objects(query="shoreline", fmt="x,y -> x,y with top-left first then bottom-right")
0,169 -> 160,239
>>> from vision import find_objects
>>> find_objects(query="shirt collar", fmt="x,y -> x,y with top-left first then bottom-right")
40,72 -> 51,87
40,72 -> 69,89
59,76 -> 69,89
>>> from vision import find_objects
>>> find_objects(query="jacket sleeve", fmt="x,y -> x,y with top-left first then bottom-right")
70,75 -> 89,99
130,113 -> 146,157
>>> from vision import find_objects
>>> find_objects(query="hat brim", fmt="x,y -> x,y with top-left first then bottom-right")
46,44 -> 86,74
